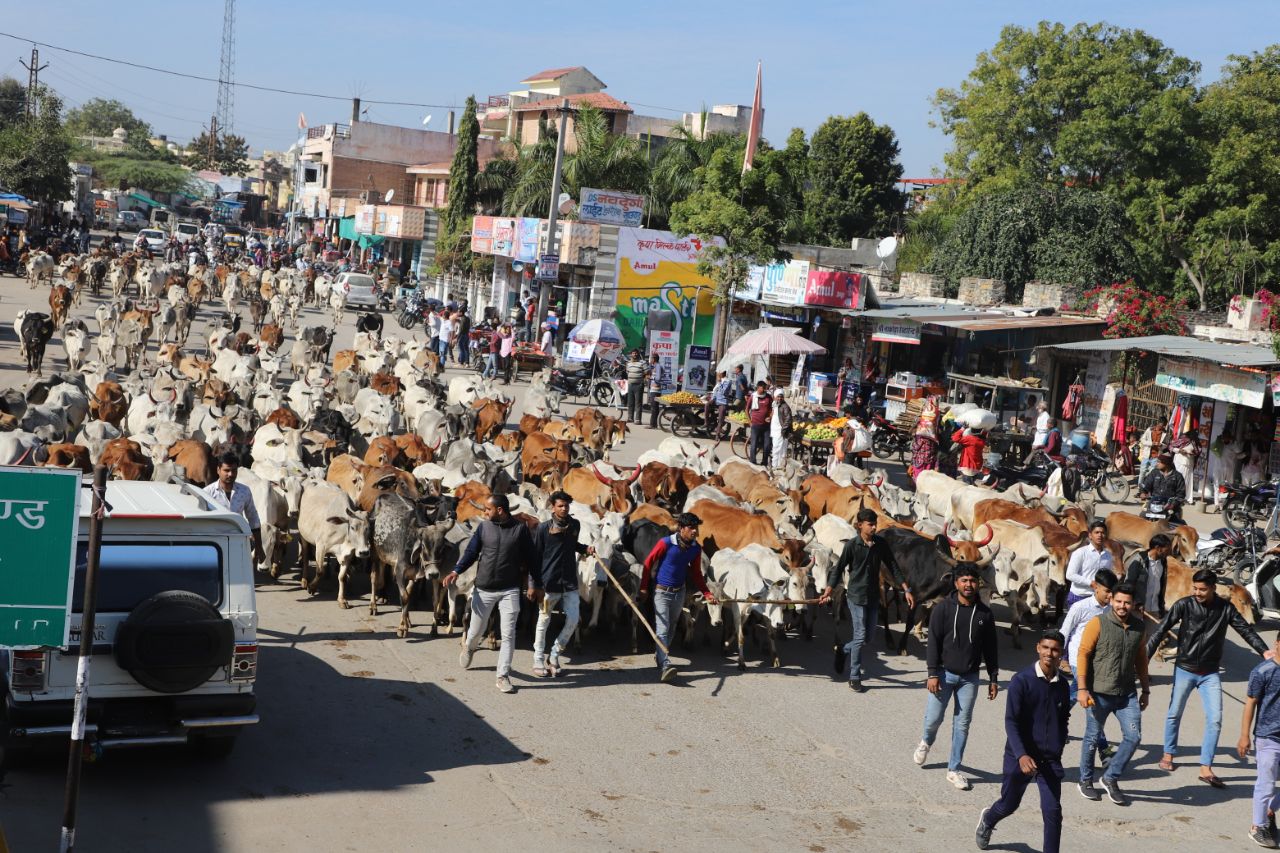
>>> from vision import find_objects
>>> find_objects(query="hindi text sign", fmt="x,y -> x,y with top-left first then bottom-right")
0,467 -> 82,649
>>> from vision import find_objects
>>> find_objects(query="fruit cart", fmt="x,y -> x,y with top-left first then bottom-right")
797,418 -> 845,470
510,342 -> 551,379
657,392 -> 712,437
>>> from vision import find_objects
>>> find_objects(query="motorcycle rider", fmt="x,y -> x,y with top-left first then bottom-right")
1139,453 -> 1186,522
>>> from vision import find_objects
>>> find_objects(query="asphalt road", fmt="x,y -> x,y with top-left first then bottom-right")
0,269 -> 1268,852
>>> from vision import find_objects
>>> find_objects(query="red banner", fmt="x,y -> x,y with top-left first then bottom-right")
804,270 -> 864,309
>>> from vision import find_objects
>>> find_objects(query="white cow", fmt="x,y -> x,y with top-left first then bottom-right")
297,482 -> 371,604
236,468 -> 290,576
705,548 -> 787,670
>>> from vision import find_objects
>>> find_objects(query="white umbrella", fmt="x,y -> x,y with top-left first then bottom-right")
726,325 -> 827,357
563,318 -> 627,363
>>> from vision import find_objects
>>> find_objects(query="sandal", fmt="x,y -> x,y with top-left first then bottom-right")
532,667 -> 549,678
1158,758 -> 1174,772
548,660 -> 562,677
1199,775 -> 1226,789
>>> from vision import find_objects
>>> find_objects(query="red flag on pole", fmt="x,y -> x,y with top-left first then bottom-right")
297,112 -> 307,131
742,61 -> 763,174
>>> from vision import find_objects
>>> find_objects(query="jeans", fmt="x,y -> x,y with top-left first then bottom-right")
533,590 -> 580,668
985,754 -> 1063,853
437,338 -> 450,362
649,392 -> 660,428
1080,691 -> 1142,782
844,598 -> 878,682
627,382 -> 644,423
1255,738 -> 1280,827
484,352 -> 497,379
1164,668 -> 1222,766
1138,457 -> 1155,485
652,586 -> 684,671
921,670 -> 980,771
463,587 -> 520,678
749,424 -> 769,465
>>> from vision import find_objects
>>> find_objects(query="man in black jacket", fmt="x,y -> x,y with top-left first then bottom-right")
976,631 -> 1071,853
1146,567 -> 1274,786
913,564 -> 999,791
1126,533 -> 1170,616
442,495 -> 540,694
1139,454 -> 1186,520
531,491 -> 593,678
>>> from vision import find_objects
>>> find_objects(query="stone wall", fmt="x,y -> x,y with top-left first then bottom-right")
1022,280 -> 1081,310
957,277 -> 1006,306
897,272 -> 945,299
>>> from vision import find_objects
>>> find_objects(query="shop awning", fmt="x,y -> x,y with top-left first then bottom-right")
1038,335 -> 1280,369
127,192 -> 164,209
337,216 -> 357,240
928,315 -> 1104,333
357,233 -> 384,249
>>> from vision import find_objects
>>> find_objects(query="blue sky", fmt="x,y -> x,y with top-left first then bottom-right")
2,1 -> 1274,175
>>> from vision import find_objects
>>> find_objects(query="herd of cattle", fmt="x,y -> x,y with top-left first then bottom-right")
0,249 -> 1260,671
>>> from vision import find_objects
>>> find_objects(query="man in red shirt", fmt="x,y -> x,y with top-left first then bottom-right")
953,427 -> 987,484
746,381 -> 773,466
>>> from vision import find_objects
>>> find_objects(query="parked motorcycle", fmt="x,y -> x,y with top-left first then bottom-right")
1222,480 -> 1279,531
870,414 -> 911,462
982,451 -> 1080,500
1069,445 -> 1131,504
548,364 -> 616,406
1196,526 -> 1266,585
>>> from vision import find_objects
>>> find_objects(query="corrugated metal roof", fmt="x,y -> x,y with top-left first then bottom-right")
853,305 -> 998,321
1038,334 -> 1280,368
931,316 -> 1105,332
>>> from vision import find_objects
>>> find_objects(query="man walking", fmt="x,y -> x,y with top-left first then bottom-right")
914,564 -> 999,790
625,350 -> 648,424
1238,632 -> 1280,848
202,452 -> 265,568
733,364 -> 750,412
819,508 -> 915,692
531,491 -> 593,678
746,380 -> 773,466
1126,533 -> 1171,617
637,512 -> 716,684
1064,520 -> 1114,610
708,370 -> 733,440
1076,583 -> 1150,805
647,353 -> 664,429
1061,568 -> 1118,765
441,495 -> 540,694
1147,567 -> 1273,787
975,631 -> 1071,853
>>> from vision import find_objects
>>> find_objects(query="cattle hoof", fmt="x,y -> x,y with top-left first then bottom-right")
269,565 -> 282,579
772,657 -> 781,668
430,625 -> 439,637
737,661 -> 746,672
338,598 -> 351,610
397,626 -> 408,639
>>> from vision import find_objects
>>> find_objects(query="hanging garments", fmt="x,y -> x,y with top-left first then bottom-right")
1061,381 -> 1084,422
1111,390 -> 1132,473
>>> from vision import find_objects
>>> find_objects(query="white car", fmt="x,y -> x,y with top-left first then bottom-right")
1,481 -> 259,761
336,272 -> 379,309
138,228 -> 167,252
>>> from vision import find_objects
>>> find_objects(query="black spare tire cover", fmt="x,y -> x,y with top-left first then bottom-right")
114,591 -> 234,694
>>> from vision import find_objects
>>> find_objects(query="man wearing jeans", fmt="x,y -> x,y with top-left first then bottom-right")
1238,632 -> 1280,848
914,564 -> 999,790
531,492 -> 593,678
441,494 -> 539,695
1147,567 -> 1273,787
624,350 -> 648,424
820,508 -> 915,692
638,513 -> 716,684
1075,583 -> 1150,806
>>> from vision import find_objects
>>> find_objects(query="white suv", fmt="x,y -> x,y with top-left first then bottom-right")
1,481 -> 258,761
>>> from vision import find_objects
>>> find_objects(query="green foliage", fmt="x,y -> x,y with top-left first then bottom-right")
90,154 -> 191,194
186,130 -> 250,176
436,96 -> 482,274
64,98 -> 152,141
802,113 -> 905,244
647,125 -> 741,230
926,184 -> 1137,297
0,89 -> 72,202
0,77 -> 26,132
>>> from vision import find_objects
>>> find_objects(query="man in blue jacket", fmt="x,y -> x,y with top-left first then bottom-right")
976,630 -> 1072,853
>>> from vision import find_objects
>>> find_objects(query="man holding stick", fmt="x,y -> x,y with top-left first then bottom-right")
638,513 -> 717,684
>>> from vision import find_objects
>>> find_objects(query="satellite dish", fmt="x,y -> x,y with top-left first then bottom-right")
557,192 -> 574,216
384,189 -> 395,203
421,114 -> 432,126
876,236 -> 898,259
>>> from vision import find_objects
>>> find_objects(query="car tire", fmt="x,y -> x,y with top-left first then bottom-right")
113,591 -> 234,694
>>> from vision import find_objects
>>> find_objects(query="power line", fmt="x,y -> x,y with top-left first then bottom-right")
0,30 -> 460,109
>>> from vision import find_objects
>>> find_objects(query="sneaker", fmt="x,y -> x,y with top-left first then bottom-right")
1078,780 -> 1102,801
1100,777 -> 1129,806
459,647 -> 473,669
913,740 -> 931,766
848,679 -> 864,693
947,770 -> 972,791
1249,825 -> 1277,848
496,676 -> 515,694
975,807 -> 994,850
660,666 -> 678,684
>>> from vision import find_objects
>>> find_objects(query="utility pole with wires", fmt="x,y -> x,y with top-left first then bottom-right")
215,0 -> 236,135
19,45 -> 47,119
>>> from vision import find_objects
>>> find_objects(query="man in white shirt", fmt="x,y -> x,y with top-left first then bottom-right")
1064,520 -> 1114,610
1031,401 -> 1051,448
202,452 -> 264,567
1061,569 -> 1117,674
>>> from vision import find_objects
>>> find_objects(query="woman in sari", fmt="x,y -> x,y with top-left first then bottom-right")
909,397 -> 940,479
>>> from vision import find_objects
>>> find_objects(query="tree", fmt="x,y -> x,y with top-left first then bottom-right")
435,96 -> 482,274
0,77 -> 25,132
0,88 -> 72,202
647,123 -> 741,229
802,114 -> 905,245
91,155 -> 191,194
186,130 -> 250,176
926,184 -> 1137,298
64,98 -> 151,141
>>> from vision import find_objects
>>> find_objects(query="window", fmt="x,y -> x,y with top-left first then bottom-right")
72,542 -> 223,613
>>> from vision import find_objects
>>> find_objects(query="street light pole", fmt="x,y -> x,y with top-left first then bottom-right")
537,98 -> 570,334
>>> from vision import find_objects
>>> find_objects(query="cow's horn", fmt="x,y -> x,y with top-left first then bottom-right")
874,473 -> 885,487
976,542 -> 1001,568
974,523 -> 993,548
590,464 -> 611,485
627,464 -> 642,484
943,521 -> 958,547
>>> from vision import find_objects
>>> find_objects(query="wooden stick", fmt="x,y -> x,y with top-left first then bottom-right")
716,597 -> 824,606
595,558 -> 669,656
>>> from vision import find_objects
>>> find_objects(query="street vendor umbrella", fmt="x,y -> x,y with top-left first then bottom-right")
564,318 -> 627,363
725,326 -> 827,357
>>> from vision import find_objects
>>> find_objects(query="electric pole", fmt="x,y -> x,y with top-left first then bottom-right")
19,46 -> 48,119
537,98 -> 570,330
208,116 -> 219,165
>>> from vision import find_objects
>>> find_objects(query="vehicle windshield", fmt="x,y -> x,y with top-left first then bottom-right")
72,541 -> 223,612
346,275 -> 376,288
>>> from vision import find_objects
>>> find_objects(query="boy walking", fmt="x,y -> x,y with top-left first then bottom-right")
1239,633 -> 1280,848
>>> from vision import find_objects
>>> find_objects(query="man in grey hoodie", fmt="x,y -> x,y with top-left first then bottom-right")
913,563 -> 999,790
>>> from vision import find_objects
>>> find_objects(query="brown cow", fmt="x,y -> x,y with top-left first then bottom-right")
491,431 -> 522,453
393,433 -> 433,467
369,372 -> 402,398
519,414 -> 550,436
687,498 -> 784,555
630,503 -> 677,530
1162,558 -> 1256,623
799,473 -> 869,524
265,407 -> 302,429
363,436 -> 404,469
540,420 -> 579,442
562,465 -> 639,514
636,462 -> 705,508
333,349 -> 358,374
473,397 -> 513,442
168,439 -> 217,486
521,433 -> 573,485
1105,512 -> 1199,562
157,343 -> 182,368
48,284 -> 71,329
178,355 -> 214,384
454,481 -> 493,523
259,323 -> 285,353
201,378 -> 233,409
326,454 -> 370,501
88,381 -> 128,426
99,437 -> 152,481
357,465 -> 420,512
42,443 -> 91,473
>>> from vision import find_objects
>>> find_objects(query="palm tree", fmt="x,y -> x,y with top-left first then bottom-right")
647,123 -> 741,229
